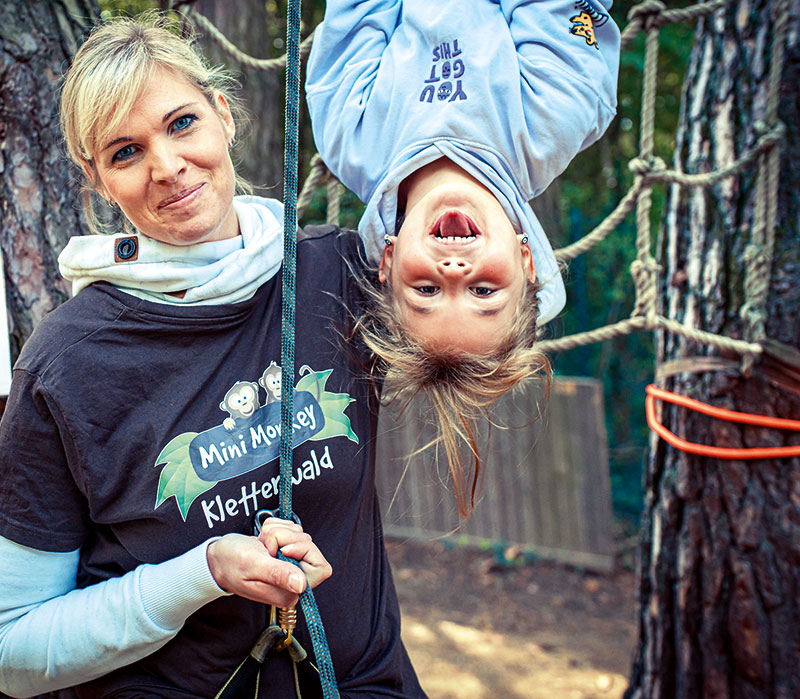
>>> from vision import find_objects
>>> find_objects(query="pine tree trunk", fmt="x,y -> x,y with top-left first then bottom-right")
626,1 -> 800,697
0,0 -> 99,362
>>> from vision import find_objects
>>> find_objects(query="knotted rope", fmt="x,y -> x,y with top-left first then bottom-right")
545,0 -> 787,360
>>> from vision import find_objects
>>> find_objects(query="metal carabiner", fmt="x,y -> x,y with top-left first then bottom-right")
254,509 -> 305,652
253,508 -> 302,536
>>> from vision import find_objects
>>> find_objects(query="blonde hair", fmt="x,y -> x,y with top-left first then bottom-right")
59,11 -> 248,234
355,277 -> 551,517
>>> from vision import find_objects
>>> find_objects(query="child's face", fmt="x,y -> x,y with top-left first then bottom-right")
379,185 -> 536,354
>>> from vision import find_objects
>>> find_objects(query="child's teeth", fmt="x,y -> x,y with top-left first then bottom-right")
440,235 -> 475,242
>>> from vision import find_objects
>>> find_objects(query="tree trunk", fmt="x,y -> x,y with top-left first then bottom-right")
193,0 -> 286,194
0,0 -> 99,362
626,1 -> 800,698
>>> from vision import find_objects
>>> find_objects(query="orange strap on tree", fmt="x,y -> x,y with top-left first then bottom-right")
645,384 -> 800,459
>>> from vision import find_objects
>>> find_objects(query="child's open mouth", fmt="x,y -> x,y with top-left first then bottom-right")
430,211 -> 479,243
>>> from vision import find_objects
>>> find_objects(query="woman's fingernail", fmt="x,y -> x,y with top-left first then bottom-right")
289,573 -> 304,593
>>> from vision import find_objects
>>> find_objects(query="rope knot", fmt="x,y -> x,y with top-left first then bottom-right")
630,257 -> 660,325
742,241 -> 765,267
629,156 -> 667,177
628,0 -> 667,31
739,302 -> 767,327
630,257 -> 660,282
756,120 -> 786,148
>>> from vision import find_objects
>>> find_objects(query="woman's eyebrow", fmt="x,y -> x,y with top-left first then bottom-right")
102,136 -> 132,152
162,102 -> 197,122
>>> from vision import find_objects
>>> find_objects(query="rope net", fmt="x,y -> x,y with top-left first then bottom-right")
186,0 -> 788,369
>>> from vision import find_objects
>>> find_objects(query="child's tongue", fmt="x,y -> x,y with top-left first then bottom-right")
438,211 -> 472,237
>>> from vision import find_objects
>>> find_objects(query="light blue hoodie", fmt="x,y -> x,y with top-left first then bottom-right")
306,0 -> 620,324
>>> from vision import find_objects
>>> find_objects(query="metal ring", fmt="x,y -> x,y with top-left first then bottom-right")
254,508 -> 302,535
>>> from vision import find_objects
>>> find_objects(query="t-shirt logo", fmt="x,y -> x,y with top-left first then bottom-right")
420,39 -> 468,103
154,365 -> 358,521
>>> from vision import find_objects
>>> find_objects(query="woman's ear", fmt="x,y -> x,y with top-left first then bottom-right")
82,162 -> 109,201
215,92 -> 236,143
521,239 -> 537,284
378,238 -> 396,283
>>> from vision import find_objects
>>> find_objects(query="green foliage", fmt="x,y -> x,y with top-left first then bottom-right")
98,0 -> 160,17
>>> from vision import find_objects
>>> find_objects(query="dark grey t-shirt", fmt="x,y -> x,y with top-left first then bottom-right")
0,226 -> 424,698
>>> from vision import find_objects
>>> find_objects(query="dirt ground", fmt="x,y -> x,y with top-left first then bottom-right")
385,539 -> 637,699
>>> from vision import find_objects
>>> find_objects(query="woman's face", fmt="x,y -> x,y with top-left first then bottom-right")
89,67 -> 238,246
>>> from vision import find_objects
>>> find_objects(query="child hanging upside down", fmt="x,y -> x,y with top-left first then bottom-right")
306,0 -> 620,513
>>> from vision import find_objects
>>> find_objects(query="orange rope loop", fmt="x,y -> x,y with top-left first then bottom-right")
645,384 -> 800,459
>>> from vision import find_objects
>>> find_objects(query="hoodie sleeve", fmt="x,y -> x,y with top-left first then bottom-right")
500,0 -> 620,196
305,0 -> 403,202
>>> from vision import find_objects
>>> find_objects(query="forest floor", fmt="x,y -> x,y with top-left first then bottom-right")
386,538 -> 637,699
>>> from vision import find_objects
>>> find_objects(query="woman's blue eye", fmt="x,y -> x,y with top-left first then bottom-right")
112,145 -> 136,163
472,287 -> 495,297
171,114 -> 197,132
417,286 -> 438,296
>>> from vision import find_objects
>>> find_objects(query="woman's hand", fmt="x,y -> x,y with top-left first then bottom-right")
206,521 -> 332,608
256,517 -> 333,590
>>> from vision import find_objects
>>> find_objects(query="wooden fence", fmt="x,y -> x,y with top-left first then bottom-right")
375,376 -> 616,572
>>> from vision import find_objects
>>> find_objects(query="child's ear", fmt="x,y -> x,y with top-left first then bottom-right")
521,240 -> 536,283
378,237 -> 396,283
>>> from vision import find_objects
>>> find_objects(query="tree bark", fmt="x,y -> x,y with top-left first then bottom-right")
626,1 -> 800,698
0,0 -> 99,362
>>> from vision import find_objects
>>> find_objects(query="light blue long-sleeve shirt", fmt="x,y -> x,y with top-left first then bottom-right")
0,536 -> 226,697
306,0 -> 620,324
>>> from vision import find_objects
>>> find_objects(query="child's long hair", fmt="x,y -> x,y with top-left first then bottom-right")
354,273 -> 551,517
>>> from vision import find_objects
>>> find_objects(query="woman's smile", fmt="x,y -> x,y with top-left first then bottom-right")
157,182 -> 206,210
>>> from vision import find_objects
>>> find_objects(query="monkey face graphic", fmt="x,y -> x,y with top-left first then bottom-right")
258,361 -> 282,404
219,381 -> 261,430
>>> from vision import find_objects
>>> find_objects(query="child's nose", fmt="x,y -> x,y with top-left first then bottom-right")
437,258 -> 472,276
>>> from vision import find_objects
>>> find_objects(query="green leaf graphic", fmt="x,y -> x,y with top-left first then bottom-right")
154,432 -> 216,521
317,395 -> 358,442
298,369 -> 359,443
296,368 -> 333,397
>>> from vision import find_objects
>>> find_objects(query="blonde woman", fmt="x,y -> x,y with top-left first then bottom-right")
0,14 -> 424,698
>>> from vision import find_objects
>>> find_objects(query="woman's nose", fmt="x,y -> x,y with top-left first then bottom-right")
150,143 -> 185,183
437,258 -> 472,275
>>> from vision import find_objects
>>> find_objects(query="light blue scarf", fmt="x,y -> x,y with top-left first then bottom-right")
58,196 -> 284,305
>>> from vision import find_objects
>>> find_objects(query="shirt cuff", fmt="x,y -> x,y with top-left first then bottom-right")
138,538 -> 230,631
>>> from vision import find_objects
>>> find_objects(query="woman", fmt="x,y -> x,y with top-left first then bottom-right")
306,0 -> 620,514
0,13 -> 424,698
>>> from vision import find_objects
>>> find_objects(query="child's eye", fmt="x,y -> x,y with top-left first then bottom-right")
171,114 -> 198,133
111,144 -> 137,163
471,287 -> 495,297
416,286 -> 439,296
